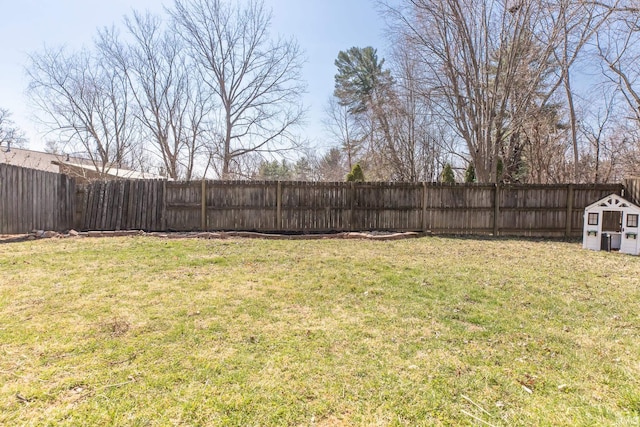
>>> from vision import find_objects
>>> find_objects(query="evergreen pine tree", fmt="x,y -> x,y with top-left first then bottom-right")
346,163 -> 365,182
464,163 -> 476,183
440,163 -> 455,183
497,158 -> 504,183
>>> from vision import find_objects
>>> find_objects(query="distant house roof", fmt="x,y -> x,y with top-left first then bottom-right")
52,160 -> 170,181
1,146 -> 169,181
0,146 -> 69,173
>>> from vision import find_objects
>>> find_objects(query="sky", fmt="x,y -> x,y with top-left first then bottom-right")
0,0 -> 388,153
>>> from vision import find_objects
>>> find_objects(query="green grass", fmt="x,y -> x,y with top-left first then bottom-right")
0,236 -> 639,426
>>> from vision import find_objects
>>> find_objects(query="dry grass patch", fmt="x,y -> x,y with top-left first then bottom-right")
0,236 -> 639,426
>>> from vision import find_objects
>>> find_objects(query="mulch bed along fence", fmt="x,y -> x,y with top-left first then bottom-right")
8,229 -> 423,242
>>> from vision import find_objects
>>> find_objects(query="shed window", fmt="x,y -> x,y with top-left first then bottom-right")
627,214 -> 639,228
588,213 -> 599,226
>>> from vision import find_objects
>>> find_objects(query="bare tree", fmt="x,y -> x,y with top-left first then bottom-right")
316,147 -> 349,182
591,2 -> 640,181
171,0 -> 306,179
579,88 -> 620,183
323,97 -> 365,170
597,6 -> 640,123
328,43 -> 447,181
0,108 -> 27,149
333,46 -> 405,180
98,12 -> 214,180
27,46 -> 138,174
516,99 -> 572,184
386,44 -> 443,181
545,0 -> 620,182
384,0 -> 572,183
616,126 -> 640,178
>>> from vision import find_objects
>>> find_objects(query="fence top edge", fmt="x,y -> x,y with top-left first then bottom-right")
73,177 -> 626,190
0,162 -> 77,181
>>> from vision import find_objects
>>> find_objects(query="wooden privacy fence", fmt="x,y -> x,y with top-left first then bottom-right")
624,177 -> 640,205
0,164 -> 76,234
75,180 -> 623,237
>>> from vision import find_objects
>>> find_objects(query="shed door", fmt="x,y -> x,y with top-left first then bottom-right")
602,211 -> 622,232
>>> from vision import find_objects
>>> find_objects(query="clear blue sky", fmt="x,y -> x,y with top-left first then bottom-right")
0,0 -> 387,152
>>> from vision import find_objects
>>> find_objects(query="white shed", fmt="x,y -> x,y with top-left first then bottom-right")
583,194 -> 640,255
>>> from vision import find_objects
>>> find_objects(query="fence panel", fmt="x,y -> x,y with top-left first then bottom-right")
498,184 -> 623,237
501,185 -> 569,236
0,164 -> 75,234
425,184 -> 495,234
75,179 -> 164,231
206,181 -> 278,231
281,181 -> 351,231
352,182 -> 423,231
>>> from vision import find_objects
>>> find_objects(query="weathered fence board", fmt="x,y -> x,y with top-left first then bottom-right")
205,181 -> 279,231
0,164 -> 75,234
74,179 -> 165,231
425,184 -> 495,234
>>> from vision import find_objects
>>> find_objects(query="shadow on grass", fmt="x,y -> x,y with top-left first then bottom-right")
0,235 -> 32,244
434,233 -> 583,244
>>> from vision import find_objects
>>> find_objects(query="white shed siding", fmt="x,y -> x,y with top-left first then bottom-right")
583,194 -> 640,255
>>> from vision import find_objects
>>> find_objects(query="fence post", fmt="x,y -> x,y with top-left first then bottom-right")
565,184 -> 574,238
74,185 -> 83,231
99,181 -> 108,231
115,181 -> 125,231
161,180 -> 167,231
493,182 -> 500,236
422,182 -> 428,232
350,181 -> 355,231
277,181 -> 282,230
201,179 -> 207,231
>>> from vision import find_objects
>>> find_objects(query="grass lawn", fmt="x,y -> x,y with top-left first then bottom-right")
0,236 -> 639,426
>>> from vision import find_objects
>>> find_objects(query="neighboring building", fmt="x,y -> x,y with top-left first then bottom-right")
0,146 -> 66,173
52,160 -> 168,182
0,146 -> 168,182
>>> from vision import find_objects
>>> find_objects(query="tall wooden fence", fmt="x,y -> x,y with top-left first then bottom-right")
75,180 -> 623,237
0,164 -> 76,234
624,177 -> 640,205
